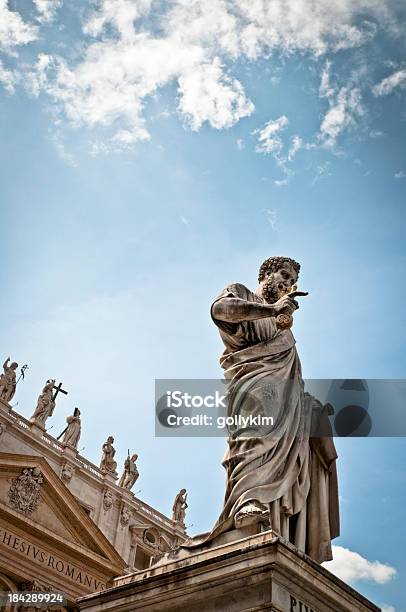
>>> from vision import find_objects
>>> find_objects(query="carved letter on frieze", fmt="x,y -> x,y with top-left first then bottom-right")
8,467 -> 43,515
290,595 -> 315,612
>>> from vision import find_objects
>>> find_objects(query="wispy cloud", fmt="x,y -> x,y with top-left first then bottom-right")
0,0 -> 404,156
33,0 -> 63,24
274,179 -> 288,188
50,131 -> 77,167
254,115 -> 289,156
0,58 -> 18,93
369,129 -> 385,139
394,170 -> 405,179
373,69 -> 406,97
11,0 -> 400,146
287,135 -> 303,161
318,61 -> 364,147
0,1 -> 38,53
312,161 -> 332,185
325,546 -> 397,585
263,209 -> 278,228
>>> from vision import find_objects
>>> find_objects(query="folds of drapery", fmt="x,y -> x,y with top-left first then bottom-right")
183,331 -> 339,563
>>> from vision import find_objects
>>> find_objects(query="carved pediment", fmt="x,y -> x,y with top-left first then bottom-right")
0,452 -> 125,598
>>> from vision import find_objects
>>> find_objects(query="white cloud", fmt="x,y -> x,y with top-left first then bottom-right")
84,0 -> 151,41
287,135 -> 303,161
254,115 -> 289,155
0,0 -> 37,53
33,0 -> 63,24
369,129 -> 385,138
0,59 -> 17,93
274,179 -> 288,188
324,546 -> 397,585
319,60 -> 335,99
27,53 -> 52,96
264,209 -> 278,227
177,58 -> 254,131
236,138 -> 245,150
373,69 -> 406,97
394,170 -> 405,179
22,0 -> 399,146
318,62 -> 364,147
50,131 -> 77,167
312,161 -> 332,184
381,605 -> 395,612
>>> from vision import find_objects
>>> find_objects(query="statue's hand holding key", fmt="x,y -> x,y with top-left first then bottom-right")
273,290 -> 309,329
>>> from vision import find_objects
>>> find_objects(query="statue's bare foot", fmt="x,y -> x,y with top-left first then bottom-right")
234,501 -> 270,529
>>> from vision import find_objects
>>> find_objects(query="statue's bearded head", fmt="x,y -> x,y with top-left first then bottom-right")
257,256 -> 300,303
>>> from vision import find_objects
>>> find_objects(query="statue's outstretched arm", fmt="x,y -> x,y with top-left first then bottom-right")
212,297 -> 276,323
212,293 -> 300,324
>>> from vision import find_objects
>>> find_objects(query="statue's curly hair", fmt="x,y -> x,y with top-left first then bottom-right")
258,256 -> 301,283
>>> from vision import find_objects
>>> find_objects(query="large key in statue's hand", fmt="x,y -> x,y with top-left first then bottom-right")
274,288 -> 308,329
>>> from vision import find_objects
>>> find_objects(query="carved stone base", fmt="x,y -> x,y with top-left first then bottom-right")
62,445 -> 77,458
78,531 -> 380,612
103,471 -> 118,484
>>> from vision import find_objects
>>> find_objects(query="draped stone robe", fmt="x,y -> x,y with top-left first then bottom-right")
186,283 -> 339,564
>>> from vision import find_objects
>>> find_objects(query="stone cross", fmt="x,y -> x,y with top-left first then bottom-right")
52,382 -> 68,402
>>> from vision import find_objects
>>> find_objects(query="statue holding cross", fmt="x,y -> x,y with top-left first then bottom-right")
29,379 -> 68,430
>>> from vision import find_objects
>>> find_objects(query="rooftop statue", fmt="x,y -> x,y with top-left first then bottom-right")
119,453 -> 139,490
0,357 -> 18,403
30,380 -> 56,429
172,489 -> 188,528
100,436 -> 118,475
58,407 -> 81,450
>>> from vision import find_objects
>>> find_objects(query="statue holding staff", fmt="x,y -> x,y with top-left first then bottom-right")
59,408 -> 81,450
119,452 -> 139,490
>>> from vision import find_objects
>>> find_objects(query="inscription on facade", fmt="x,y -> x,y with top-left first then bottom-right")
290,595 -> 316,612
0,526 -> 106,591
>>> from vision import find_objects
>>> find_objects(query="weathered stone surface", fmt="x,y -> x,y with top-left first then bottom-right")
0,357 -> 18,403
78,532 -> 380,612
0,400 -> 185,579
172,488 -> 187,529
188,257 -> 339,565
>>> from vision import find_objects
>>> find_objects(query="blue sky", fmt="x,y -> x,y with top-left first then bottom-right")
1,0 -> 406,609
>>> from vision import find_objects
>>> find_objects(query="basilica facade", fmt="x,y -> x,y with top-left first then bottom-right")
0,397 -> 185,611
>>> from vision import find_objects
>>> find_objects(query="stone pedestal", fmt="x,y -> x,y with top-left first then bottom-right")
62,444 -> 78,458
29,422 -> 45,437
78,531 -> 380,612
